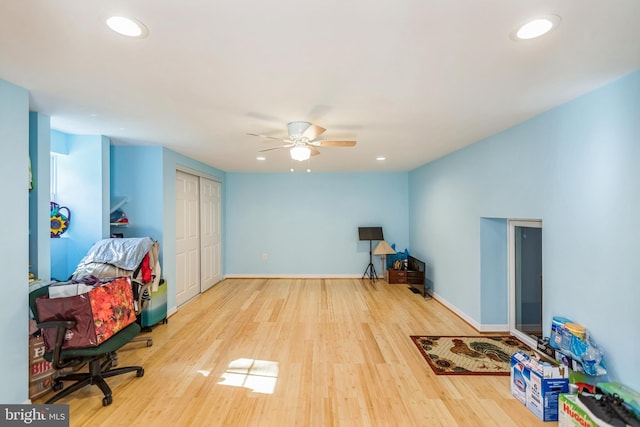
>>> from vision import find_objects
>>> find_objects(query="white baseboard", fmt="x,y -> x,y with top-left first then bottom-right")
478,324 -> 510,333
430,291 -> 509,333
430,291 -> 482,331
223,274 -> 363,279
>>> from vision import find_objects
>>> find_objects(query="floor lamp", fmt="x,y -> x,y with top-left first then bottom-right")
373,241 -> 396,280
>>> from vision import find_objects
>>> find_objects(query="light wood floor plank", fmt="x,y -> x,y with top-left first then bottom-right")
34,278 -> 548,426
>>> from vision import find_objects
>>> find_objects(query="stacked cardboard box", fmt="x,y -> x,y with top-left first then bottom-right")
29,334 -> 55,400
558,394 -> 613,427
511,350 -> 570,421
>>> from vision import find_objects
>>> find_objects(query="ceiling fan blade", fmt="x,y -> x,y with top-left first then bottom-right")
302,124 -> 326,141
309,146 -> 321,157
259,144 -> 294,152
247,132 -> 288,142
309,140 -> 356,147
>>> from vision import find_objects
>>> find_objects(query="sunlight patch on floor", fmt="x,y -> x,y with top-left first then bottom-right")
218,358 -> 279,394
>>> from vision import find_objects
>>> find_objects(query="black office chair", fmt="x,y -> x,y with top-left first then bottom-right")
29,283 -> 144,406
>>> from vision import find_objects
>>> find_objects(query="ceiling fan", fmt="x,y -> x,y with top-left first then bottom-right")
248,121 -> 356,161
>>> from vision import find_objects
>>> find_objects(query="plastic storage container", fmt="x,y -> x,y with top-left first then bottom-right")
565,322 -> 586,341
140,279 -> 167,331
550,316 -> 572,349
560,322 -> 585,353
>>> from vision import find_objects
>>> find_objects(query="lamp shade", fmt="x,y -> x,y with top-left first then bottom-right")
290,145 -> 311,161
373,240 -> 396,255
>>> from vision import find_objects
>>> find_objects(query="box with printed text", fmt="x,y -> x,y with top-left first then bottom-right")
28,335 -> 55,400
511,350 -> 570,422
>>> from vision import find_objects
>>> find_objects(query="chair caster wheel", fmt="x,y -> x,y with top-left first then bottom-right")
136,368 -> 144,377
102,395 -> 113,406
53,381 -> 64,392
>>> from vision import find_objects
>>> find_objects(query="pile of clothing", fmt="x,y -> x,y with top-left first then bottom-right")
72,237 -> 161,311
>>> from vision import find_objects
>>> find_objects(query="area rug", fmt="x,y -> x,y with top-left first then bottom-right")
410,335 -> 530,376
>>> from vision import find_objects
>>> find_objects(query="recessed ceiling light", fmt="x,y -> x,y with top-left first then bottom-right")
376,156 -> 386,161
511,15 -> 560,40
256,156 -> 266,161
106,16 -> 148,38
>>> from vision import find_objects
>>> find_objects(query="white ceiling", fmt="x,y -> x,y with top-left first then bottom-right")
1,1 -> 639,173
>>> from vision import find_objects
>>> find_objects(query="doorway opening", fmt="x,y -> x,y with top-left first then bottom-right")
508,220 -> 542,348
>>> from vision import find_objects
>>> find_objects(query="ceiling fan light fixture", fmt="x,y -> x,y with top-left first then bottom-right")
249,121 -> 355,164
290,145 -> 311,161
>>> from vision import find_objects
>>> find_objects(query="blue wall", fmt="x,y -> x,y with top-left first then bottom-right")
50,131 -> 110,280
111,145 -> 226,313
28,112 -> 51,281
479,217 -> 508,326
161,148 -> 226,311
0,78 -> 30,403
226,172 -> 409,276
409,71 -> 640,389
110,145 -> 164,241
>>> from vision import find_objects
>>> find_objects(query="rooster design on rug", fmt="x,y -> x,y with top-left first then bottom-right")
449,339 -> 511,362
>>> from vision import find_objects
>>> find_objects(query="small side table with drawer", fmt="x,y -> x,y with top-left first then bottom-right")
387,269 -> 426,298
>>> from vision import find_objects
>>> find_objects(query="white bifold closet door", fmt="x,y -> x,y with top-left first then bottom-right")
199,176 -> 221,292
176,170 -> 222,307
176,171 -> 201,306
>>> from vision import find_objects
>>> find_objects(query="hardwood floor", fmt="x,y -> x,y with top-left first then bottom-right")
34,278 -> 548,426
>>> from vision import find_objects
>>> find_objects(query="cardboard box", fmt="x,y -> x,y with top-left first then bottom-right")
511,351 -> 569,422
29,373 -> 55,400
558,393 -> 613,427
28,335 -> 55,400
511,352 -> 529,405
29,335 -> 54,380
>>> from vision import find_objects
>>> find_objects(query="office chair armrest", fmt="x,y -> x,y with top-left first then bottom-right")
37,320 -> 76,330
36,320 -> 77,369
